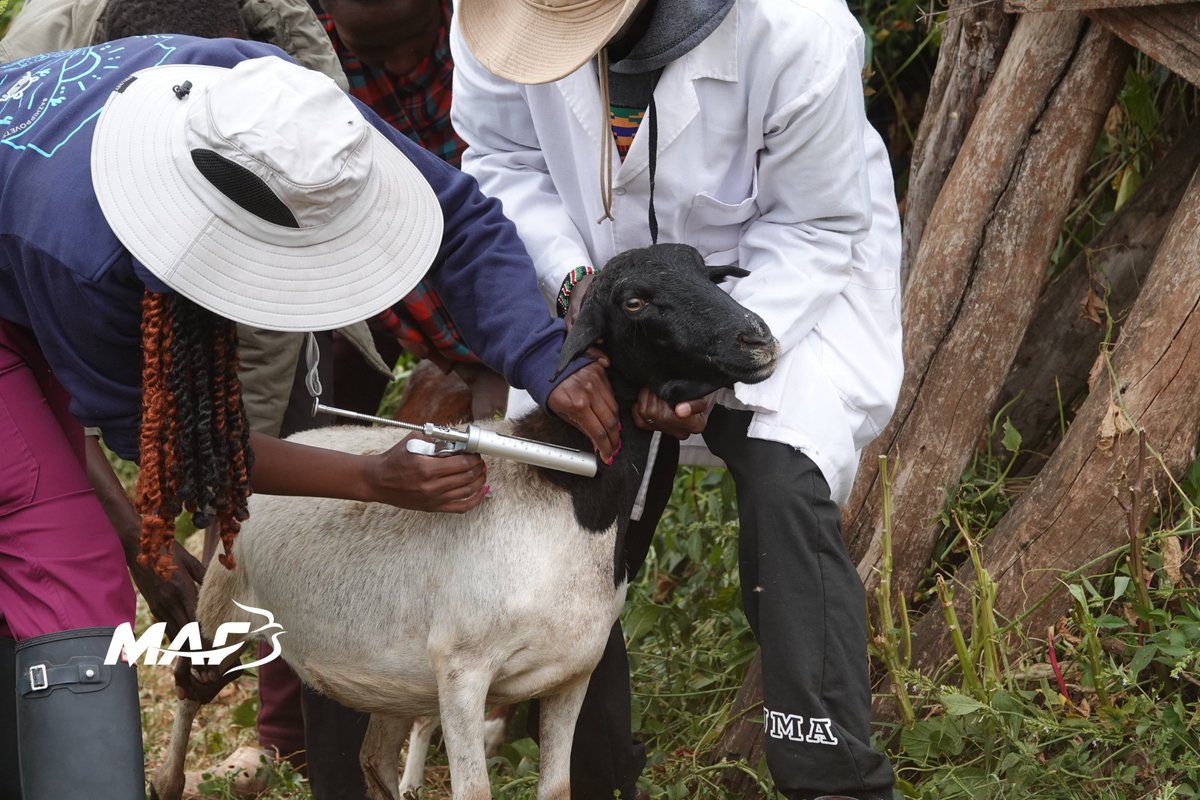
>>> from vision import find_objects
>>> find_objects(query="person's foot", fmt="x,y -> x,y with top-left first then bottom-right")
182,745 -> 276,798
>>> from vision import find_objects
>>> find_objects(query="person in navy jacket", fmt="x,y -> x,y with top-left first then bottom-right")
0,36 -> 619,798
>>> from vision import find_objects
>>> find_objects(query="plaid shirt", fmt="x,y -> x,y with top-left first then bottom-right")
322,1 -> 478,364
319,2 -> 466,167
370,283 -> 478,367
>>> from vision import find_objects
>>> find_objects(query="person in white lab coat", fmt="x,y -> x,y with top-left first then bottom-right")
450,0 -> 902,797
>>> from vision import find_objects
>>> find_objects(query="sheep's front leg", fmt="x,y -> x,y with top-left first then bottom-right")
535,678 -> 590,800
149,698 -> 203,800
360,713 -> 412,800
434,662 -> 493,800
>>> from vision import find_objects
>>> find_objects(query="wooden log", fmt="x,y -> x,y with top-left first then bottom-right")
1007,0 -> 1193,13
843,17 -> 1131,607
1089,4 -> 1200,88
900,0 -> 1014,289
905,161 -> 1200,682
997,124 -> 1200,471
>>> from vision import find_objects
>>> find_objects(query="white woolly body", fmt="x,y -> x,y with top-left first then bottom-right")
199,422 -> 626,718
157,244 -> 778,800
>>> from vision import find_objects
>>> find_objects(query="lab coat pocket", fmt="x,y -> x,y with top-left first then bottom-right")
684,177 -> 758,263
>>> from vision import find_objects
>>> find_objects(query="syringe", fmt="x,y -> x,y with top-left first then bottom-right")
311,399 -> 598,477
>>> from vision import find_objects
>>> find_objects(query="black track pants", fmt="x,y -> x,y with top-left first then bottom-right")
703,407 -> 894,799
556,408 -> 894,799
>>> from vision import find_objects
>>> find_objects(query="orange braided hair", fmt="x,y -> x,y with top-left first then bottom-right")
136,291 -> 253,578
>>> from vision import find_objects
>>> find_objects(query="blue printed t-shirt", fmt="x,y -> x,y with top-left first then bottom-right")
0,36 -> 279,460
0,35 -> 580,461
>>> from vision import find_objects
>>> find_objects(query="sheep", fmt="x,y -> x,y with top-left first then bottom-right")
150,242 -> 779,800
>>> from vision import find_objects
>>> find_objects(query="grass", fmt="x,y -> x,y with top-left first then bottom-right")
869,431 -> 1200,800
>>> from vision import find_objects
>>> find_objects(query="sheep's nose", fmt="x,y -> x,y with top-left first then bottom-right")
738,330 -> 772,348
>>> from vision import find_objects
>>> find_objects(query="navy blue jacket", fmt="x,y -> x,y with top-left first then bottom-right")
0,35 -> 579,460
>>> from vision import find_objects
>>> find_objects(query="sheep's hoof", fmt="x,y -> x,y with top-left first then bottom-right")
148,774 -> 182,800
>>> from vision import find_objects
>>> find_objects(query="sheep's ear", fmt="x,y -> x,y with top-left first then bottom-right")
708,264 -> 750,283
552,301 -> 606,381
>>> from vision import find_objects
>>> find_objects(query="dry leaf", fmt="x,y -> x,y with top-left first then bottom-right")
1122,603 -> 1140,628
1056,617 -> 1082,647
1076,697 -> 1092,719
1008,663 -> 1057,681
1162,536 -> 1184,585
1097,395 -> 1132,452
1104,104 -> 1124,136
1080,287 -> 1104,326
1098,412 -> 1115,451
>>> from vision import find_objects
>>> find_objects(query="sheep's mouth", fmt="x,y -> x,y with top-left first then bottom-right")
712,356 -> 777,386
741,361 -> 777,384
732,340 -> 780,384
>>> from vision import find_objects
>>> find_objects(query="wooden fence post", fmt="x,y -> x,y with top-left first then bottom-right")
900,0 -> 1014,289
843,17 -> 1131,613
997,124 -> 1200,469
905,161 -> 1200,680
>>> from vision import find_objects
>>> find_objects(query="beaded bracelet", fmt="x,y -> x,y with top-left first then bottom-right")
556,265 -> 595,318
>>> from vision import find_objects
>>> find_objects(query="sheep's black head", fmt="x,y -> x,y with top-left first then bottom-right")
554,243 -> 779,405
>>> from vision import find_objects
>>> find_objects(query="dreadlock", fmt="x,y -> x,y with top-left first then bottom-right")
136,291 -> 253,578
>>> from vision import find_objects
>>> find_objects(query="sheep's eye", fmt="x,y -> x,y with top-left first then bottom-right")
623,298 -> 646,313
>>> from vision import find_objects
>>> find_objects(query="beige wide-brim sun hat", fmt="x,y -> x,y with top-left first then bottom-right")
458,0 -> 645,85
91,56 -> 443,332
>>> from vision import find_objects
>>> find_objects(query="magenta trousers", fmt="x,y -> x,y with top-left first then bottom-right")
0,320 -> 135,641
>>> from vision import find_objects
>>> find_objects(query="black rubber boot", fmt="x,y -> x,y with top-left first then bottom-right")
15,627 -> 145,799
1,637 -> 21,800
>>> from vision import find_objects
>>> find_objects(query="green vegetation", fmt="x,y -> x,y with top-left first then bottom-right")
140,442 -> 1198,798
871,435 -> 1200,800
0,0 -> 22,32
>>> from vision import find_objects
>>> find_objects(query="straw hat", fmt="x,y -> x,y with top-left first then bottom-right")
458,0 -> 645,84
91,56 -> 443,332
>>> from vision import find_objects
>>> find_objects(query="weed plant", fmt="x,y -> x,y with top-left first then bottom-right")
871,435 -> 1200,800
0,0 -> 22,31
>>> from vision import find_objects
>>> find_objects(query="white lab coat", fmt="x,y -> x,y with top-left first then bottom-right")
450,0 -> 902,504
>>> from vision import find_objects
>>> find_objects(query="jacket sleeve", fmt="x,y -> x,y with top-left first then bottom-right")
355,97 -> 589,409
237,0 -> 349,90
448,19 -> 593,304
0,0 -> 108,63
727,23 -> 872,360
